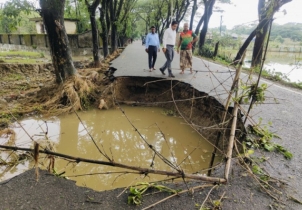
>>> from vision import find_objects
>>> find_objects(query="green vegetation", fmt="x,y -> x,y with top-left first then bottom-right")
2,73 -> 24,81
128,182 -> 180,205
246,118 -> 293,159
0,51 -> 41,57
218,23 -> 302,43
0,59 -> 40,64
0,0 -> 36,33
0,50 -> 47,64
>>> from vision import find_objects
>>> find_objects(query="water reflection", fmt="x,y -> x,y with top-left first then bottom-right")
1,106 -> 217,191
244,52 -> 302,82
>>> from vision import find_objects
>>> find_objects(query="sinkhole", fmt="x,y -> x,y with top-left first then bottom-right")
0,77 -> 244,191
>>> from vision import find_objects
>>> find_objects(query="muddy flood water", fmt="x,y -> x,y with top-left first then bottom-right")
0,106 -> 219,191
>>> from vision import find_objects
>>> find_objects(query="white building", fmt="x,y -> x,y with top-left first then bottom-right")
30,18 -> 79,34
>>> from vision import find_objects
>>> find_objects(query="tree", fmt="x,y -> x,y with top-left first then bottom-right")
198,0 -> 216,52
39,0 -> 76,83
194,0 -> 230,53
0,0 -> 34,33
85,0 -> 101,67
109,0 -> 124,52
116,0 -> 137,46
194,0 -> 230,36
274,35 -> 284,43
65,0 -> 90,33
135,0 -> 190,41
99,0 -> 110,57
173,0 -> 190,31
251,0 -> 270,67
234,0 -> 292,66
189,0 -> 197,30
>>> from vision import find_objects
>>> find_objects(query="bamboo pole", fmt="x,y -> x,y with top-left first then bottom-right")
207,51 -> 246,176
224,76 -> 240,180
222,51 -> 246,122
224,100 -> 239,181
0,145 -> 227,183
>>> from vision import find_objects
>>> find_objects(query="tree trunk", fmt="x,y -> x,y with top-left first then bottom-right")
190,0 -> 197,31
174,0 -> 190,31
194,15 -> 204,35
109,0 -> 124,53
251,0 -> 268,68
39,0 -> 76,83
234,0 -> 292,66
198,0 -> 216,52
86,0 -> 101,67
110,24 -> 118,52
233,28 -> 257,64
238,0 -> 292,67
251,21 -> 269,67
99,1 -> 109,57
213,41 -> 219,57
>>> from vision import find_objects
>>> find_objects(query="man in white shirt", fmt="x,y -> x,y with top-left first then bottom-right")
159,21 -> 178,78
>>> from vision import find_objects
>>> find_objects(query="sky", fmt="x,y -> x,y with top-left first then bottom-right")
0,0 -> 301,29
205,0 -> 302,29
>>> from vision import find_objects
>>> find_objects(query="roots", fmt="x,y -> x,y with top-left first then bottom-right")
0,49 -> 122,128
41,75 -> 93,115
33,51 -> 122,115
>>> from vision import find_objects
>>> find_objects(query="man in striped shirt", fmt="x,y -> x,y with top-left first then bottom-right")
177,22 -> 198,74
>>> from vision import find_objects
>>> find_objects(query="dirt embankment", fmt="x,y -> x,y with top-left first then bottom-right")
0,51 -> 121,128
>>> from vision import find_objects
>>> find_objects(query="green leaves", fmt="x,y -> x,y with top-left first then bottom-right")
252,165 -> 263,175
246,119 -> 293,160
0,0 -> 36,33
263,143 -> 275,152
128,182 -> 179,205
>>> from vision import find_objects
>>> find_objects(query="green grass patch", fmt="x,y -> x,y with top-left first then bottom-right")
0,59 -> 40,64
0,51 -> 41,57
2,73 -> 24,81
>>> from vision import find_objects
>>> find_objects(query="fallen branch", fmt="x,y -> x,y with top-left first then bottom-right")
200,184 -> 218,210
0,145 -> 227,183
142,184 -> 214,210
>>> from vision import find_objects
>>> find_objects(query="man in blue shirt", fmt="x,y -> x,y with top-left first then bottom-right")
145,26 -> 160,72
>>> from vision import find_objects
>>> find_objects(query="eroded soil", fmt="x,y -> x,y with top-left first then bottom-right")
0,58 -> 301,209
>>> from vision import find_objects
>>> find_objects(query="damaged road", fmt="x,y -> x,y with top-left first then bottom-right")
0,41 -> 302,209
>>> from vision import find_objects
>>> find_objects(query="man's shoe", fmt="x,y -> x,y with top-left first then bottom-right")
168,73 -> 175,78
168,70 -> 175,78
159,68 -> 165,75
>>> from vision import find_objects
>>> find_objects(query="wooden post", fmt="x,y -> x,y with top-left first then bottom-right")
224,97 -> 239,181
207,52 -> 246,177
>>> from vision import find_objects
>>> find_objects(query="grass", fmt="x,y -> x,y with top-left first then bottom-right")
2,73 -> 24,81
0,51 -> 41,57
0,59 -> 41,64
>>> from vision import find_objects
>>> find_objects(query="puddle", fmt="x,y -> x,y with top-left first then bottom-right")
0,106 -> 220,191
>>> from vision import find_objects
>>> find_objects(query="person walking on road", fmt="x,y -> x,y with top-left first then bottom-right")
159,21 -> 178,78
177,22 -> 198,74
145,26 -> 160,72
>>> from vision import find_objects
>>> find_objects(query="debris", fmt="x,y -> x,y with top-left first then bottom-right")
98,99 -> 108,110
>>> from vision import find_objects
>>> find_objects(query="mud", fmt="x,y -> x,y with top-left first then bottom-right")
113,77 -> 245,152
